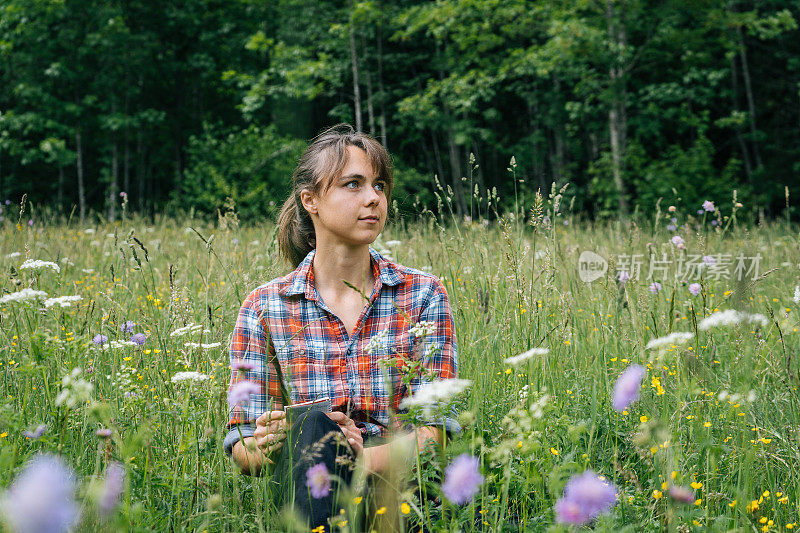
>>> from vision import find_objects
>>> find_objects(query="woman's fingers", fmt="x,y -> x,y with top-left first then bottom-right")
256,410 -> 286,427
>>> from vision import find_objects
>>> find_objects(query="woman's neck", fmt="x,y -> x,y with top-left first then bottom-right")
312,243 -> 374,299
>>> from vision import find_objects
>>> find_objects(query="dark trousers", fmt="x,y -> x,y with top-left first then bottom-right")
275,410 -> 357,528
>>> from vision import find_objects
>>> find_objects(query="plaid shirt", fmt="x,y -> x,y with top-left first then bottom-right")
223,248 -> 458,454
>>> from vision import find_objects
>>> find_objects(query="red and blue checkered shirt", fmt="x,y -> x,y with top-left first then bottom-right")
223,248 -> 459,454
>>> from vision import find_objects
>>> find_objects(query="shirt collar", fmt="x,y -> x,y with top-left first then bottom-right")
283,247 -> 402,299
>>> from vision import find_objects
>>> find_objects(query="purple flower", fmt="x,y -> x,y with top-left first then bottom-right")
96,428 -> 112,438
232,238 -> 239,245
92,334 -> 108,345
120,321 -> 135,334
227,381 -> 260,409
670,217 -> 677,224
617,271 -> 630,284
0,454 -> 77,533
649,282 -> 662,294
130,333 -> 146,346
670,235 -> 685,249
441,454 -> 484,505
711,220 -> 718,226
305,463 -> 331,499
119,191 -> 127,198
688,283 -> 702,296
668,485 -> 695,504
701,255 -> 716,266
612,365 -> 646,411
231,360 -> 255,372
702,200 -> 715,212
22,425 -> 47,440
554,470 -> 618,525
98,462 -> 125,516
666,224 -> 677,232
4,200 -> 10,205
27,219 -> 34,227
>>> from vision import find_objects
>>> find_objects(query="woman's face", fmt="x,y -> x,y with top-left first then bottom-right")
302,145 -> 388,249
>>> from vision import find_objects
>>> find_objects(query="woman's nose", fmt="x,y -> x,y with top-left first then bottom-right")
363,185 -> 380,205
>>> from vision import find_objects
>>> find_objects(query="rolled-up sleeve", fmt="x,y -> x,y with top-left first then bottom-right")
224,289 -> 276,455
406,278 -> 462,435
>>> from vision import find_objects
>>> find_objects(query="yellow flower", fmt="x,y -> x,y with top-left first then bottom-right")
0,432 -> 7,438
690,482 -> 702,490
352,496 -> 363,505
661,482 -> 668,490
704,422 -> 712,428
505,368 -> 512,375
650,446 -> 658,454
763,491 -> 770,498
640,416 -> 648,423
787,523 -> 795,529
550,447 -> 559,456
652,490 -> 663,500
671,471 -> 677,480
400,503 -> 411,515
728,500 -> 737,507
746,500 -> 760,513
760,517 -> 768,524
695,499 -> 702,506
376,507 -> 387,515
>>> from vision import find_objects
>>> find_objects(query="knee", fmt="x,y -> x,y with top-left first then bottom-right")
290,410 -> 338,439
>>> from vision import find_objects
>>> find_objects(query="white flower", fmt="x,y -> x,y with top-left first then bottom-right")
399,379 -> 472,410
184,342 -> 222,349
645,332 -> 694,350
0,288 -> 48,304
171,371 -> 209,384
531,393 -> 550,419
385,240 -> 402,247
44,295 -> 82,308
504,347 -> 549,366
169,323 -> 210,337
81,268 -> 95,274
793,285 -> 800,304
410,321 -> 437,338
83,228 -> 96,234
365,329 -> 389,356
19,259 -> 60,273
699,310 -> 768,330
55,368 -> 93,408
5,252 -> 21,259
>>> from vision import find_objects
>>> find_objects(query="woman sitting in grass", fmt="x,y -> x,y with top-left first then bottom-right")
223,124 -> 460,528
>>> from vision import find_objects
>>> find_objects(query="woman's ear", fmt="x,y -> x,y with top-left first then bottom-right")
299,189 -> 318,215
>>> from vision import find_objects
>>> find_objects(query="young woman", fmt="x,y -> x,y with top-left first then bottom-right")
223,124 -> 459,527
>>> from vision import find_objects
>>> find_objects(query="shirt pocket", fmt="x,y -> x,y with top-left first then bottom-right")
282,335 -> 331,404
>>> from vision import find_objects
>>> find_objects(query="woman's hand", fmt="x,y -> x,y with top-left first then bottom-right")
254,410 -> 287,456
325,411 -> 364,455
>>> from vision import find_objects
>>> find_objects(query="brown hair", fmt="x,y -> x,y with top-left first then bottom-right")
277,124 -> 393,267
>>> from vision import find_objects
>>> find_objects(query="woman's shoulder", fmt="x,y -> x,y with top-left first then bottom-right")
239,271 -> 296,309
374,251 -> 447,295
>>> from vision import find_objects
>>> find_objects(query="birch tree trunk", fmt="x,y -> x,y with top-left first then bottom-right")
606,0 -> 629,217
349,24 -> 362,132
376,26 -> 388,148
75,128 -> 85,222
736,24 -> 763,171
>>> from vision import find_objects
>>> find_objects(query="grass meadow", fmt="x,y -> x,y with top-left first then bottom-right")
1,191 -> 799,532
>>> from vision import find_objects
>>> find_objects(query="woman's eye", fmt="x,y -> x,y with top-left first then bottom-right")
345,181 -> 359,189
375,181 -> 385,192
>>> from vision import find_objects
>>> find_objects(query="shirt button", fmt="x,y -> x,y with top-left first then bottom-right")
299,349 -> 305,355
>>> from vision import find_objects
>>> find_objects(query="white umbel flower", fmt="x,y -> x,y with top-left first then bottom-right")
184,342 -> 222,349
170,323 -> 210,337
44,295 -> 82,308
20,259 -> 60,273
365,329 -> 389,356
55,367 -> 94,408
698,310 -> 768,330
5,252 -> 21,259
645,332 -> 694,350
504,347 -> 549,366
0,288 -> 48,304
410,321 -> 436,337
399,379 -> 472,410
793,285 -> 800,304
171,371 -> 210,384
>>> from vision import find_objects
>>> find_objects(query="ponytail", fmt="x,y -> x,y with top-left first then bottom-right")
276,193 -> 315,268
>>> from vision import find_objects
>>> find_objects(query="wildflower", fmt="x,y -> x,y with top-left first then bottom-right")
400,502 -> 411,514
183,342 -> 222,349
365,329 -> 389,355
0,454 -> 77,533
668,205 -> 676,212
92,334 -> 108,345
666,224 -> 677,232
231,360 -> 255,372
5,251 -> 21,258
669,485 -> 695,504
410,321 -> 437,337
793,286 -> 800,304
227,380 -> 260,408
645,332 -> 694,350
169,323 -> 209,337
0,288 -> 48,304
96,428 -> 112,438
671,236 -> 685,249
399,379 -> 472,411
652,490 -> 663,499
55,368 -> 94,408
171,371 -> 210,384
699,310 -> 768,330
688,283 -> 702,296
120,321 -> 135,334
554,470 -> 617,526
376,507 -> 387,515
504,347 -> 549,366
98,462 -> 125,516
441,454 -> 484,505
27,219 -> 34,227
649,282 -> 662,294
305,463 -> 331,499
22,425 -> 47,440
612,365 -> 646,411
20,259 -> 60,273
690,482 -> 702,490
43,295 -> 82,308
385,240 -> 402,247
702,200 -> 715,212
130,333 -> 147,346
702,255 -> 716,266
618,271 -> 630,284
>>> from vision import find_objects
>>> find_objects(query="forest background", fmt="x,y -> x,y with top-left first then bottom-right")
1,0 -> 799,222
